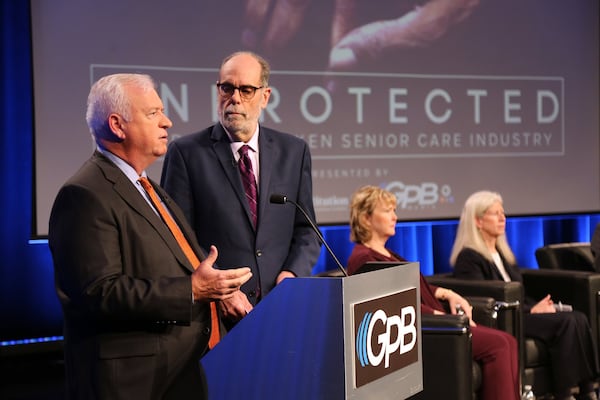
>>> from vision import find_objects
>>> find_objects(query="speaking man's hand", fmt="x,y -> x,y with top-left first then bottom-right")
191,245 -> 252,302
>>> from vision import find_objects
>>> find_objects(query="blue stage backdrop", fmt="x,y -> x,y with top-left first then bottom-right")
1,1 -> 599,347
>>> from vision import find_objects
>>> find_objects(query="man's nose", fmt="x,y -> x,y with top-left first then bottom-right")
161,113 -> 173,128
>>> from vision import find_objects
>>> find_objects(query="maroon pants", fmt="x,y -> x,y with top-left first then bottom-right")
472,324 -> 520,400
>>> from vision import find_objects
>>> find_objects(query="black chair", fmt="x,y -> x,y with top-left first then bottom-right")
410,314 -> 478,400
425,275 -> 555,398
417,295 -> 498,400
535,242 -> 595,272
429,270 -> 600,399
521,269 -> 600,397
520,268 -> 600,364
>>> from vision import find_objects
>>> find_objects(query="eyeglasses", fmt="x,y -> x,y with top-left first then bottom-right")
216,82 -> 263,100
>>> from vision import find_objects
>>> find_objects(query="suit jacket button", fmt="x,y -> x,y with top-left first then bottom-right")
203,327 -> 210,335
255,250 -> 262,257
248,290 -> 256,298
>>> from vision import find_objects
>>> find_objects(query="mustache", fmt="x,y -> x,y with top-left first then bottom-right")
225,108 -> 245,115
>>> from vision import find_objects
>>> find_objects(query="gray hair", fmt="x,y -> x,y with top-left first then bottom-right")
86,73 -> 155,141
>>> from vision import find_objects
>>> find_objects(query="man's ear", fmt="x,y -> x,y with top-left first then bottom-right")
108,113 -> 126,140
260,87 -> 271,109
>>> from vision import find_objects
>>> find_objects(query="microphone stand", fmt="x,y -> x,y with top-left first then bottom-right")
270,194 -> 348,277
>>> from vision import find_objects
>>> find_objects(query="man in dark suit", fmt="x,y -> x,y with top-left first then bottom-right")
161,51 -> 321,323
48,73 -> 252,399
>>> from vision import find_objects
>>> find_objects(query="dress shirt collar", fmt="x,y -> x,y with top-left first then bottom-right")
96,146 -> 148,184
222,124 -> 260,157
95,145 -> 157,212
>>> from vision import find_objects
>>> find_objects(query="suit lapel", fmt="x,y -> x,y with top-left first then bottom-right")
210,124 -> 256,230
489,260 -> 505,281
157,183 -> 208,262
257,129 -> 274,228
92,153 -> 195,273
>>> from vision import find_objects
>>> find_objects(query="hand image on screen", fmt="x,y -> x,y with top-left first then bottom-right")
241,0 -> 479,71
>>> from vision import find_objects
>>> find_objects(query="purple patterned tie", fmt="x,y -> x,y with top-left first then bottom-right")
238,145 -> 258,227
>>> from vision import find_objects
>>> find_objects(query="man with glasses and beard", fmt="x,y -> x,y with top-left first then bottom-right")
161,51 -> 321,329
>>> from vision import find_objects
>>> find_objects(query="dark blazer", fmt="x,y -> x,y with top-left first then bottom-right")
49,151 -> 210,400
161,124 -> 321,303
453,247 -> 533,307
454,247 -> 522,282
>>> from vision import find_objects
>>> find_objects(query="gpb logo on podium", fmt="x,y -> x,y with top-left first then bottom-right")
353,288 -> 419,388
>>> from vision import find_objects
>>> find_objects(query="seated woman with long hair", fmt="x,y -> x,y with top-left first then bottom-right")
450,190 -> 599,400
346,185 -> 520,400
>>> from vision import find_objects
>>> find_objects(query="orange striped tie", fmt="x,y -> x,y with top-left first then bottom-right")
139,177 -> 220,349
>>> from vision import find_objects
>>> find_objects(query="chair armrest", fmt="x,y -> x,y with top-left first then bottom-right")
425,275 -> 524,335
437,294 -> 497,328
422,313 -> 470,332
466,296 -> 497,329
425,274 -> 525,382
426,275 -> 523,304
417,314 -> 474,400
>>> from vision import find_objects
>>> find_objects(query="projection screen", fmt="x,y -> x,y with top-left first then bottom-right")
31,0 -> 600,236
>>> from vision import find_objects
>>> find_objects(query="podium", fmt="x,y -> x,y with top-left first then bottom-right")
201,262 -> 422,400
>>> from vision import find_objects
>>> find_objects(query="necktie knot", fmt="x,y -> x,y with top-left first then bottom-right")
139,176 -> 152,192
239,144 -> 250,157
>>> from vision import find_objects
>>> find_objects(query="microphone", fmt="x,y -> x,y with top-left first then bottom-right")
270,193 -> 348,277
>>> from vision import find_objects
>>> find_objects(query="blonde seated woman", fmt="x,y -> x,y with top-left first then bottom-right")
450,190 -> 599,400
346,185 -> 519,400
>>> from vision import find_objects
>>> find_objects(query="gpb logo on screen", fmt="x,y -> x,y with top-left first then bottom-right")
353,288 -> 419,388
384,181 -> 454,209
